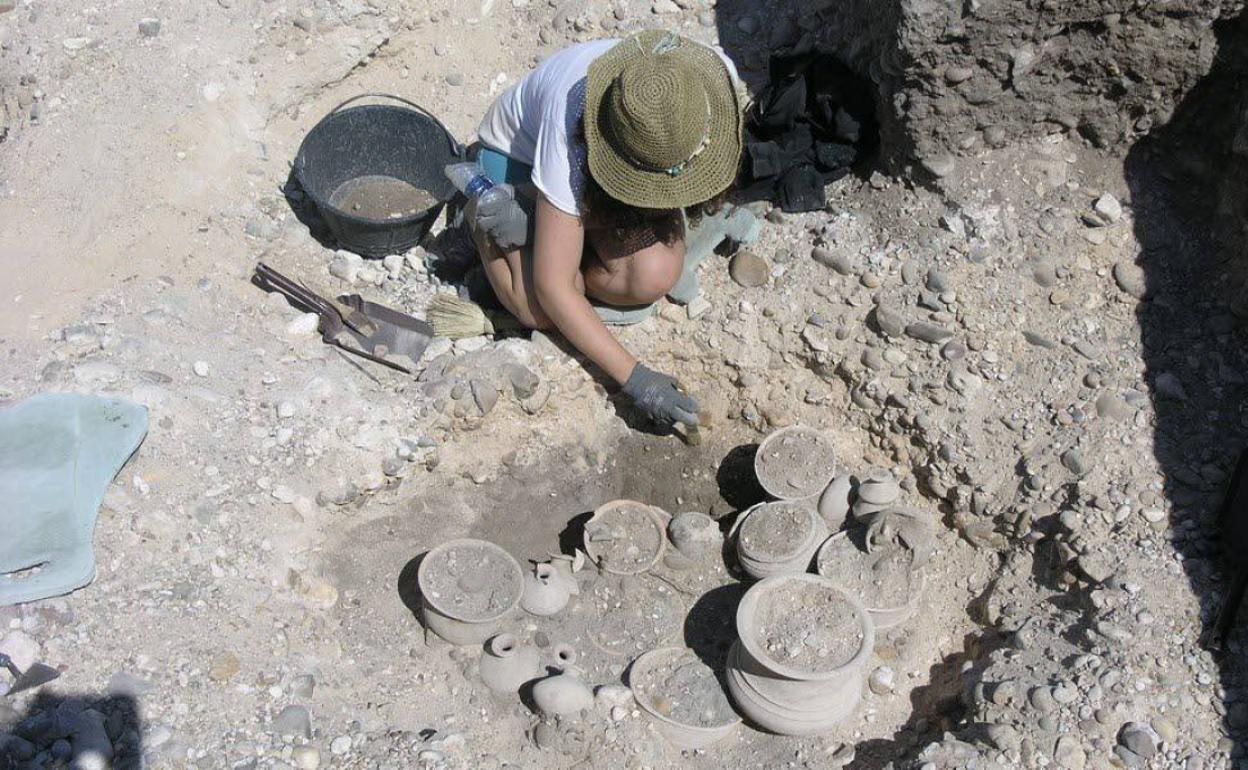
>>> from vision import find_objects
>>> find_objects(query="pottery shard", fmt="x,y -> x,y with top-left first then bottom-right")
904,322 -> 953,343
818,475 -> 853,531
730,249 -> 770,288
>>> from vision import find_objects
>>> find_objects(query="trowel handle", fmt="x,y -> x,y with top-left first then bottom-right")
0,653 -> 19,677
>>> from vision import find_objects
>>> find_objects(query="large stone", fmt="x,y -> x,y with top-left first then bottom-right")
1118,722 -> 1158,759
730,249 -> 770,288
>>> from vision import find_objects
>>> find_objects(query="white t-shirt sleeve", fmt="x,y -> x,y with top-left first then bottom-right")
531,76 -> 590,216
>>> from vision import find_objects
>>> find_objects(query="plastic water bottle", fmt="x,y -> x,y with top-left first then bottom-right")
445,161 -> 507,201
444,161 -> 528,249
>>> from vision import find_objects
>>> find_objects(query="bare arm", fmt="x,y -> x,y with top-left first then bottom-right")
530,196 -> 636,385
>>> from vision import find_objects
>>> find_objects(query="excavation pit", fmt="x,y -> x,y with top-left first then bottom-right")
323,429 -> 990,767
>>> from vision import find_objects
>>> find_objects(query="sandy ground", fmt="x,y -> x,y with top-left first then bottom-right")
1,2 -> 1244,770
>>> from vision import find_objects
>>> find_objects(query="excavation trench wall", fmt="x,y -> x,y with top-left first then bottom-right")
763,0 -> 1245,178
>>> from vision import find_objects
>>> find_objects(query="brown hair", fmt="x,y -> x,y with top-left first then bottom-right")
576,117 -> 734,246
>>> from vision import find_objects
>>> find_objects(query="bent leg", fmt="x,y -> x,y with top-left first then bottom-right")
468,200 -> 552,330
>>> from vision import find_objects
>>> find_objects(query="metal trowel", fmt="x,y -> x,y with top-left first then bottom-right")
0,652 -> 60,696
253,262 -> 434,374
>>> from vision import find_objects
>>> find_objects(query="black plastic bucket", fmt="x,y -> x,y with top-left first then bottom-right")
294,93 -> 463,258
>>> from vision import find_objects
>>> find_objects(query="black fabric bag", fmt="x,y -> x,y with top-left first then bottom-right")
738,53 -> 875,212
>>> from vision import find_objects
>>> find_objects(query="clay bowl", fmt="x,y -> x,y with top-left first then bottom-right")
815,532 -> 922,631
417,539 -> 523,645
725,640 -> 862,736
754,425 -> 838,500
628,647 -> 741,750
731,500 -> 828,580
735,573 -> 874,683
583,500 -> 667,575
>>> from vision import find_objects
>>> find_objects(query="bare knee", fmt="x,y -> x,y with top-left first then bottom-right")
624,241 -> 684,304
514,307 -> 552,331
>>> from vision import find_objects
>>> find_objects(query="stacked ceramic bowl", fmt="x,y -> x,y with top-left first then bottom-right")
732,500 -> 829,579
725,574 -> 874,735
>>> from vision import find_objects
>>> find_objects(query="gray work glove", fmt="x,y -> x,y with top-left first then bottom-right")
622,364 -> 699,427
473,185 -> 530,250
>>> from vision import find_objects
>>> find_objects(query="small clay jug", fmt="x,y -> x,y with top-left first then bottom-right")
668,511 -> 722,559
548,552 -> 582,596
532,645 -> 594,717
478,633 -> 541,694
521,562 -> 571,616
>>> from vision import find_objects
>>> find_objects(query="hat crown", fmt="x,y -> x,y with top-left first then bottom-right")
607,55 -> 708,172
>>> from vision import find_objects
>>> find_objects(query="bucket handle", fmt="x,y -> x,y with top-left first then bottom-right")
326,92 -> 464,158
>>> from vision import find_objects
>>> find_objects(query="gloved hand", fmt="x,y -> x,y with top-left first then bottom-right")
622,364 -> 699,427
473,185 -> 530,251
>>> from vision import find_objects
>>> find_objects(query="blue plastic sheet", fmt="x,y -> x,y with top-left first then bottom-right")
0,393 -> 148,605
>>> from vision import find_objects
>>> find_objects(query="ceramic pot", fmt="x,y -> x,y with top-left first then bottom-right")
754,425 -> 838,500
478,633 -> 540,694
418,539 -> 523,645
521,562 -> 571,616
726,574 -> 874,736
726,641 -> 862,736
851,468 -> 899,522
629,647 -> 741,750
548,552 -> 582,596
732,501 -> 829,580
668,511 -> 721,559
532,646 -> 593,717
816,532 -> 922,631
817,474 -> 854,532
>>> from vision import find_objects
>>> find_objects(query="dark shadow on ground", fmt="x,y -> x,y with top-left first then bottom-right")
715,443 -> 766,513
847,628 -> 1006,768
1,692 -> 143,769
1123,8 -> 1248,759
684,583 -> 747,669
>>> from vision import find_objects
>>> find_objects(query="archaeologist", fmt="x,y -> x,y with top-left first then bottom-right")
467,30 -> 743,428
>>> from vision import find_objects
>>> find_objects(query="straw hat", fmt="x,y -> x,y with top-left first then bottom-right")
584,30 -> 743,210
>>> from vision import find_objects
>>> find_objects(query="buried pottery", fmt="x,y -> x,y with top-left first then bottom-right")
583,500 -> 667,575
548,551 -> 584,596
851,468 -> 900,521
668,511 -> 722,560
478,633 -> 541,695
726,574 -> 874,735
532,645 -> 594,717
521,561 -> 572,616
629,647 -> 741,750
418,539 -> 523,645
816,531 -> 923,630
754,425 -> 838,500
817,474 -> 854,532
732,500 -> 829,579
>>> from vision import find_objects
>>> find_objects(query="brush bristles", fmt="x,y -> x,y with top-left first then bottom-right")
427,294 -> 494,339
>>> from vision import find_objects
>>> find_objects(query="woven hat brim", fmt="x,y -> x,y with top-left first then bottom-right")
585,31 -> 743,210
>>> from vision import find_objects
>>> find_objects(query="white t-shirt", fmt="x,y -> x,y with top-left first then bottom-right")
477,38 -> 738,216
